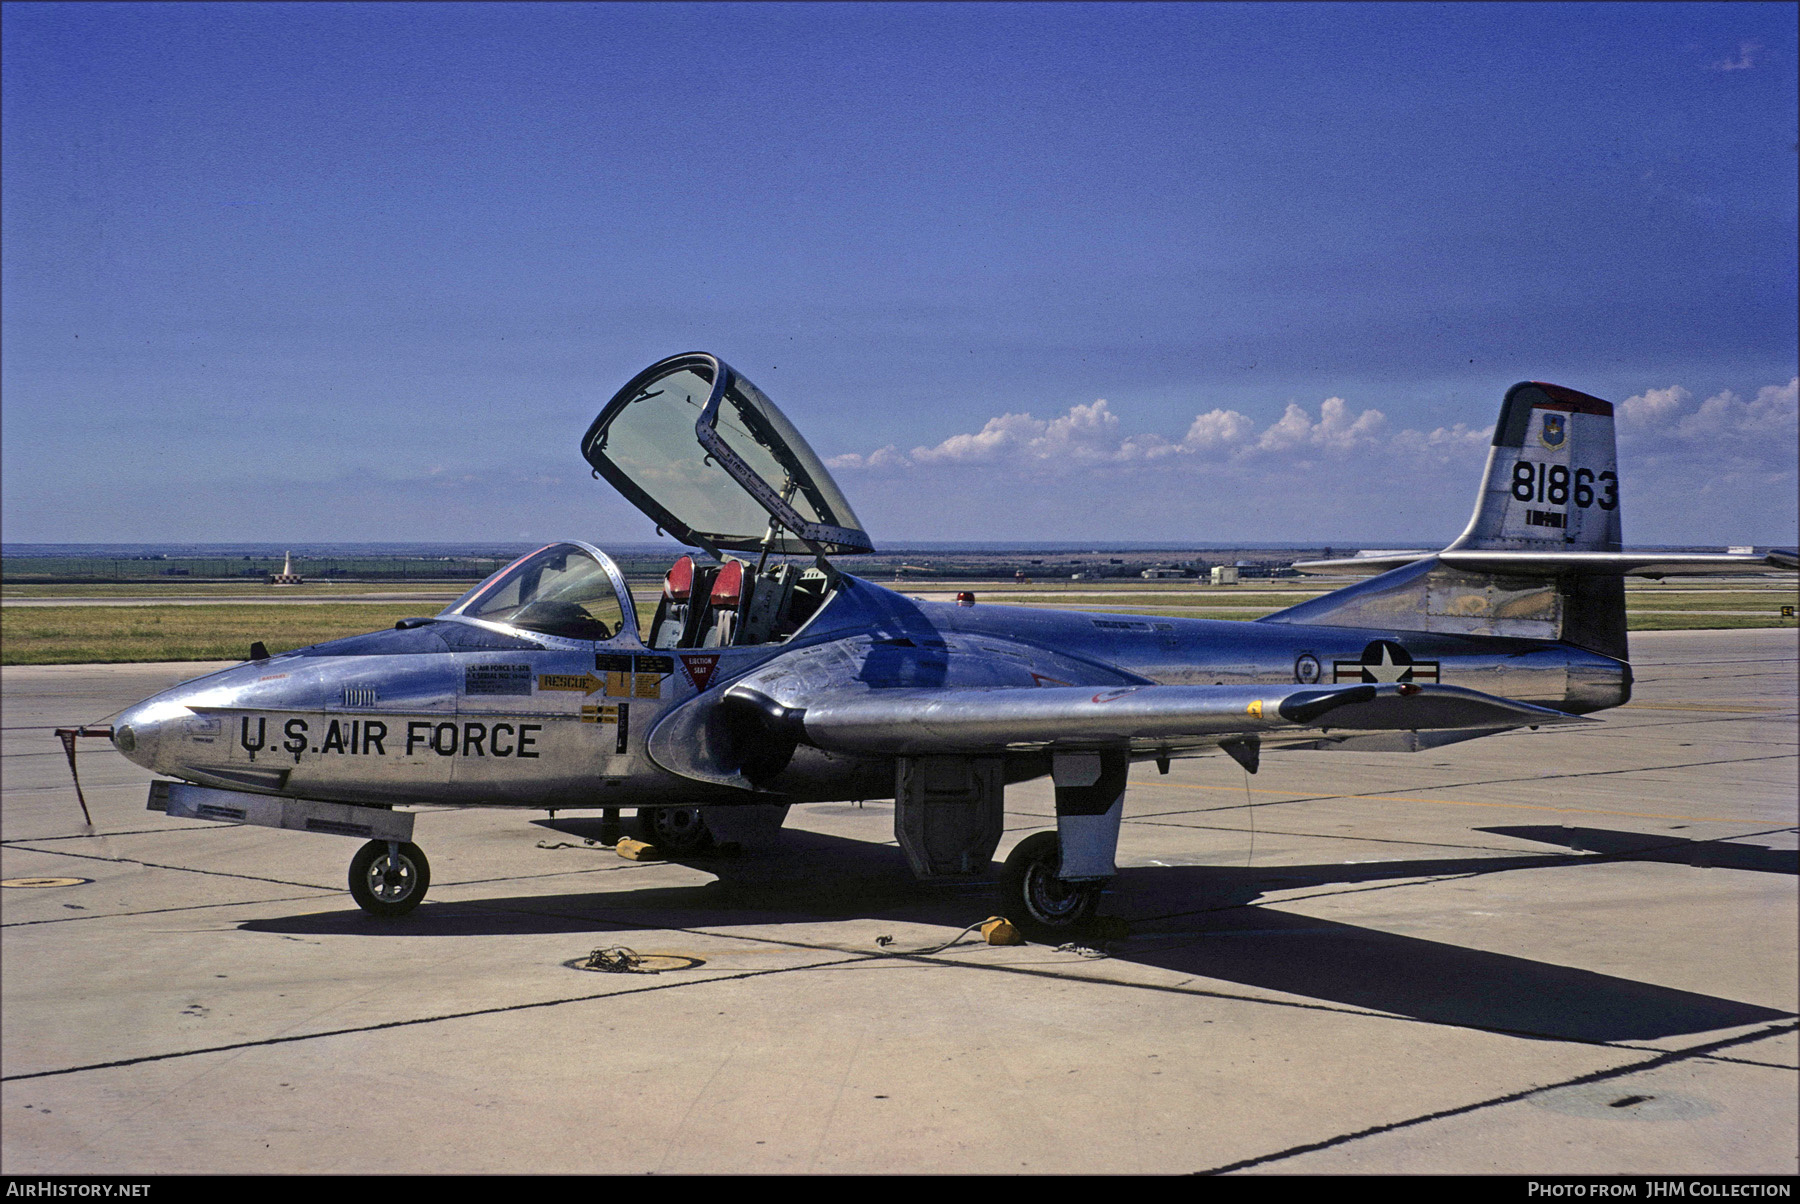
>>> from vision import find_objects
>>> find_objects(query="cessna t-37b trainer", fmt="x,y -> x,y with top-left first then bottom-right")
97,353 -> 1797,935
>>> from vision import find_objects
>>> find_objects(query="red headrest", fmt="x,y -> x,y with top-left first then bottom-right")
664,555 -> 695,602
710,559 -> 745,607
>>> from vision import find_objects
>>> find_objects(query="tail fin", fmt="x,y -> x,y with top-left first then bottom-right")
1447,382 -> 1627,658
1448,382 -> 1622,554
1270,382 -> 1631,659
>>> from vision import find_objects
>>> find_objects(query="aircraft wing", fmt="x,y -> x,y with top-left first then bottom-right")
719,680 -> 1588,759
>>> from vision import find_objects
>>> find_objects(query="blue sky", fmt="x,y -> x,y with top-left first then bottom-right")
4,2 -> 1795,547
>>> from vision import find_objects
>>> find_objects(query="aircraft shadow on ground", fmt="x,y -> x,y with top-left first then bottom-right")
1476,825 -> 1798,875
238,819 -> 1795,1044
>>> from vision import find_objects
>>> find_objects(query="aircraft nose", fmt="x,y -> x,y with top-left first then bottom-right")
111,698 -> 183,771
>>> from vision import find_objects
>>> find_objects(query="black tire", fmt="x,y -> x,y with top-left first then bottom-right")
1000,831 -> 1102,940
348,840 -> 431,918
637,806 -> 714,856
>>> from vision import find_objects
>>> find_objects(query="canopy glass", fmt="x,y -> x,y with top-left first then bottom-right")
582,353 -> 873,556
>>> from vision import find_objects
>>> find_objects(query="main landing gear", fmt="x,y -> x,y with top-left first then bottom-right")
997,752 -> 1125,941
999,831 -> 1105,940
349,839 -> 431,918
638,806 -> 714,855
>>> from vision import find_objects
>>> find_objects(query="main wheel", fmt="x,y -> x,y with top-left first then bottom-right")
348,840 -> 431,918
1000,831 -> 1102,940
638,806 -> 713,856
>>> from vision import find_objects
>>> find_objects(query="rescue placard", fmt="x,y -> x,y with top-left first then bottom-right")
540,672 -> 605,694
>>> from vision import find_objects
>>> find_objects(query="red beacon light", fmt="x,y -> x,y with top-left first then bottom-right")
956,591 -> 976,606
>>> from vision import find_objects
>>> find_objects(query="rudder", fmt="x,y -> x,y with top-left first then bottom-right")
1448,382 -> 1622,554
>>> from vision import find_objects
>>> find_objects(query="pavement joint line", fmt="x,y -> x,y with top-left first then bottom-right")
0,849 -> 671,928
0,954 -> 874,1084
0,842 -> 340,894
0,892 -> 366,927
1191,1020 -> 1800,1175
1135,794 -> 1792,826
1577,716 -> 1800,738
1122,820 -> 1639,856
1681,1053 -> 1798,1071
7,877 -> 779,933
4,754 -> 135,769
1147,759 -> 1800,824
1131,824 -> 1800,918
1,825 -> 215,841
1188,820 -> 1800,854
1622,702 -> 1791,712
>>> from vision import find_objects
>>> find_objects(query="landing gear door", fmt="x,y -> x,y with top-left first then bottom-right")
581,353 -> 875,556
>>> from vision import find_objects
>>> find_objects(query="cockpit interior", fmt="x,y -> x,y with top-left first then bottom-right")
645,554 -> 834,649
439,540 -> 840,650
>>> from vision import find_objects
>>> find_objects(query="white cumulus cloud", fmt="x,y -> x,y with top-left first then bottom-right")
908,399 -> 1128,465
1181,408 -> 1256,449
828,393 -> 1484,474
1620,378 -> 1798,450
1620,384 -> 1689,424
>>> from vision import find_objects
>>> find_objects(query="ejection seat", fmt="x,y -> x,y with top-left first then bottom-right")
703,560 -> 746,647
646,553 -> 834,650
649,555 -> 697,649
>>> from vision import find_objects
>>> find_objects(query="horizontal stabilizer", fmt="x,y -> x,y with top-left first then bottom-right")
1292,549 -> 1798,578
722,681 -> 1587,758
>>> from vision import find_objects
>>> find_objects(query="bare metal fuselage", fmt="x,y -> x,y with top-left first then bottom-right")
113,572 -> 1628,813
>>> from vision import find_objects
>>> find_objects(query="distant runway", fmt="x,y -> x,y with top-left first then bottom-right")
2,630 -> 1793,1174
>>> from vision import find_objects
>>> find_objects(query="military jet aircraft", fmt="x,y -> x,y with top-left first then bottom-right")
98,353 -> 1797,935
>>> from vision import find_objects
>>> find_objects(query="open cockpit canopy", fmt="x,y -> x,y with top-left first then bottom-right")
582,353 -> 874,557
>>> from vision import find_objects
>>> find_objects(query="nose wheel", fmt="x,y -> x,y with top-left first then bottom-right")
349,840 -> 431,917
1000,831 -> 1103,940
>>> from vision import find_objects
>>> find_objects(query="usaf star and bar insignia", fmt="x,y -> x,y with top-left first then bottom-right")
1333,640 -> 1441,684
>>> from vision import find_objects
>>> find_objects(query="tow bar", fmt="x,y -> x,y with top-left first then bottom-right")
53,726 -> 114,828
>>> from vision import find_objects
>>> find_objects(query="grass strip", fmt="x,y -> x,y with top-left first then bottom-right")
1,604 -> 438,664
1622,612 -> 1798,631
